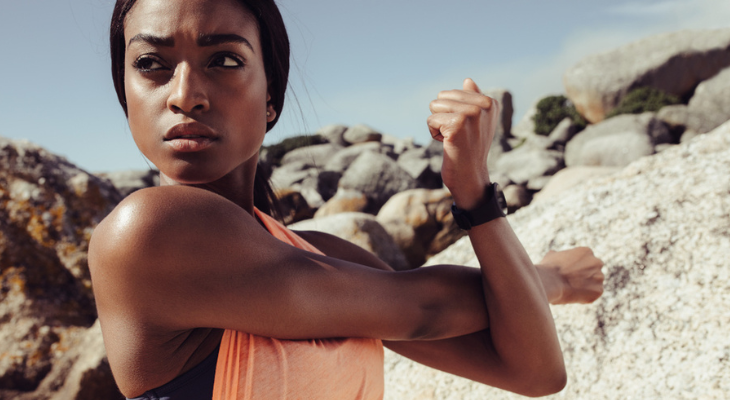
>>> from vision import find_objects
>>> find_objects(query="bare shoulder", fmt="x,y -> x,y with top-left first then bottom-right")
292,230 -> 394,272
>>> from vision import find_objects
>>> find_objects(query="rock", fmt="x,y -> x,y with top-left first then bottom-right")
384,121 -> 730,400
289,212 -> 409,270
314,188 -> 369,218
685,66 -> 730,134
511,101 -> 538,139
564,28 -> 730,123
323,142 -> 383,174
526,175 -> 552,191
316,124 -> 349,146
299,170 -> 342,209
376,189 -> 464,268
532,166 -> 619,204
343,124 -> 382,145
381,135 -> 416,155
657,104 -> 691,140
396,157 -> 442,190
396,141 -> 445,189
654,143 -> 676,153
279,143 -> 344,166
680,129 -> 702,143
33,320 -> 123,400
0,137 -> 121,397
96,169 -> 159,197
495,146 -> 564,186
578,130 -> 656,167
338,152 -> 417,213
275,188 -> 314,225
565,112 -> 671,167
270,161 -> 317,189
483,89 -> 514,142
546,117 -> 579,149
501,184 -> 531,213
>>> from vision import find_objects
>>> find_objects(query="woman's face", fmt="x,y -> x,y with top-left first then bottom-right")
124,0 -> 274,184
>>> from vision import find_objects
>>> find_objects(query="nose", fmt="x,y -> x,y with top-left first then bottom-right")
166,64 -> 210,114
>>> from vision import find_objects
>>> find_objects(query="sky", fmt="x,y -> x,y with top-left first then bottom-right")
1,0 -> 729,172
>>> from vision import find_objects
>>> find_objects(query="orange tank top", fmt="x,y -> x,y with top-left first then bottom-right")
212,209 -> 385,400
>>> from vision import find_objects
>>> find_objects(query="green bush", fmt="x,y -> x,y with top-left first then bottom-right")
532,95 -> 587,136
262,134 -> 326,166
606,87 -> 680,118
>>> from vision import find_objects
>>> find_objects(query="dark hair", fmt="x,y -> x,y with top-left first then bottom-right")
110,0 -> 288,219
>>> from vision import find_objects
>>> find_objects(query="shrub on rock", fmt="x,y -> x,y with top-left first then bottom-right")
605,87 -> 680,119
532,95 -> 587,136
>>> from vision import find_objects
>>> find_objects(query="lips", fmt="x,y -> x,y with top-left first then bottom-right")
164,123 -> 218,153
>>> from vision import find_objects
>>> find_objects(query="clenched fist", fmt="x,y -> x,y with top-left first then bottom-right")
427,78 -> 500,210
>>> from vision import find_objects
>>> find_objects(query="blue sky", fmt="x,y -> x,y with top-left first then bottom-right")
1,0 -> 729,172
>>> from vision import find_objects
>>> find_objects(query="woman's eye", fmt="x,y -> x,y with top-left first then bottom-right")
133,57 -> 165,72
210,54 -> 243,68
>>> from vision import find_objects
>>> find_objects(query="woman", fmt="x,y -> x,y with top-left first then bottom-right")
89,0 -> 604,398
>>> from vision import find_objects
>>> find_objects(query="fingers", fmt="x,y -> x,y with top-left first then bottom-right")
433,90 -> 494,112
463,77 -> 481,93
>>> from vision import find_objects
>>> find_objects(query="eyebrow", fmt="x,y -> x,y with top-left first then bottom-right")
127,33 -> 254,52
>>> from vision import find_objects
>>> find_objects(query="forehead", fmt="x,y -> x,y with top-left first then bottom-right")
124,0 -> 259,44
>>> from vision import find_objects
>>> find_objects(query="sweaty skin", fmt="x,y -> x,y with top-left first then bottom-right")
89,0 -> 604,398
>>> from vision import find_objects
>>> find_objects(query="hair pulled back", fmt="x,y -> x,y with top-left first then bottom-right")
109,0 -> 288,219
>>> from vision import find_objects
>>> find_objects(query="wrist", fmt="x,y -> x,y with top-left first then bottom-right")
450,175 -> 491,211
451,183 -> 506,230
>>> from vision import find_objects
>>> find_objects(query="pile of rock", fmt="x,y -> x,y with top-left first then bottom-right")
383,120 -> 730,399
489,28 -> 730,212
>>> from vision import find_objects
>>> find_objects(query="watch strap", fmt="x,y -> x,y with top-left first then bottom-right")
451,183 -> 506,230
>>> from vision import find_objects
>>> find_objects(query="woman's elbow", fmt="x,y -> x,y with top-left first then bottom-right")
516,365 -> 567,397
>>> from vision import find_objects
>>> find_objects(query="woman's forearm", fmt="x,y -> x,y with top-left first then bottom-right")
468,216 -> 565,382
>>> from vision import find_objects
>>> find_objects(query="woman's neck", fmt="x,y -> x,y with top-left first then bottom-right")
158,158 -> 258,215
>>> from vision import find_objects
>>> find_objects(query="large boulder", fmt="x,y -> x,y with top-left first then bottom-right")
565,112 -> 671,167
564,28 -> 730,123
0,137 -> 121,398
338,152 -> 417,213
376,189 -> 464,268
685,66 -> 730,134
289,212 -> 409,271
384,121 -> 730,399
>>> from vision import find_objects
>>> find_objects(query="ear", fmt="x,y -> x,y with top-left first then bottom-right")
266,92 -> 276,123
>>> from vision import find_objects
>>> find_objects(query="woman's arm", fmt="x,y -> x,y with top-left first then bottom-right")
421,78 -> 566,395
89,185 -> 491,342
296,231 -> 603,397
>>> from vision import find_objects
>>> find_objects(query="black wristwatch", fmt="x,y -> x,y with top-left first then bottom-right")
451,183 -> 507,230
